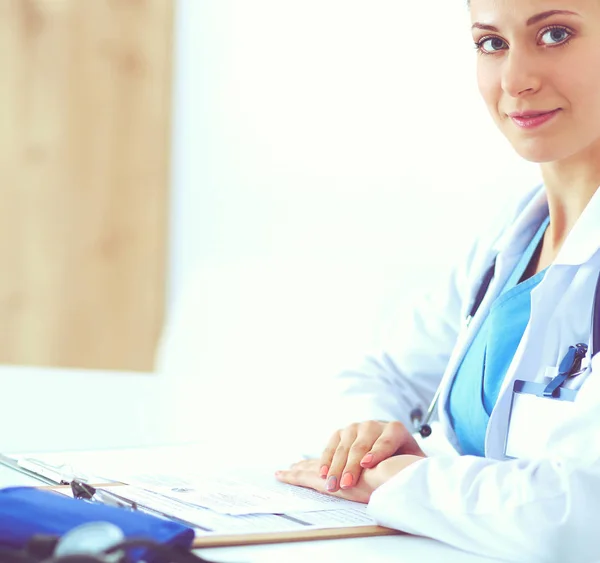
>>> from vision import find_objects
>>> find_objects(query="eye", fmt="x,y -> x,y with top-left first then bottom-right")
539,26 -> 572,46
475,36 -> 508,55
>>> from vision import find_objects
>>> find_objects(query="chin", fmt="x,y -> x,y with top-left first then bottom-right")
514,149 -> 556,163
509,138 -> 567,164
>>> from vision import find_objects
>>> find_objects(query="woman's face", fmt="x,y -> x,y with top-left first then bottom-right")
470,0 -> 600,163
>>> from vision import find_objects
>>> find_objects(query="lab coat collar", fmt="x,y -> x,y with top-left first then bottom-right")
492,183 -> 600,266
554,184 -> 600,265
491,184 -> 548,258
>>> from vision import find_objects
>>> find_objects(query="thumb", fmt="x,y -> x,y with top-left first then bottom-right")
361,432 -> 424,467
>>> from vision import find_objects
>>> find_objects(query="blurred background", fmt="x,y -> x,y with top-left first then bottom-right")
0,0 -> 541,455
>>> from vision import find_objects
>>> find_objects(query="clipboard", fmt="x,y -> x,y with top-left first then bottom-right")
41,483 -> 402,548
0,454 -> 62,485
190,523 -> 401,548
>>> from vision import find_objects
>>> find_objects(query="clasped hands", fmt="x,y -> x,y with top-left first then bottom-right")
275,420 -> 426,504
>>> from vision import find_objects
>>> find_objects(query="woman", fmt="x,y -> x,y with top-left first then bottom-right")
275,0 -> 600,561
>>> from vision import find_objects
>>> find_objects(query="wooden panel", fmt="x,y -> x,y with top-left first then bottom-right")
0,0 -> 173,371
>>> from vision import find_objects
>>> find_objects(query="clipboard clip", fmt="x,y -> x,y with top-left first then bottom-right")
71,480 -> 138,511
543,343 -> 588,398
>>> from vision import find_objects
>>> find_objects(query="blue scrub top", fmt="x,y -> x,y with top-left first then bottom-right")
447,215 -> 551,456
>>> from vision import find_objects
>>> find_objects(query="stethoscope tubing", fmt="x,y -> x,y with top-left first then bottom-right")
416,260 -> 600,438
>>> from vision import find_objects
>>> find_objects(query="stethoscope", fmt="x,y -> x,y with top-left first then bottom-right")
412,257 -> 600,438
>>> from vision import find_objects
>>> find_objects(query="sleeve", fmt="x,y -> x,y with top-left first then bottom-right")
298,235 -> 491,458
367,356 -> 600,563
327,267 -> 468,429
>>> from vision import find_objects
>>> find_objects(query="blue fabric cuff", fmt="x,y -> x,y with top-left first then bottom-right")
0,486 -> 194,551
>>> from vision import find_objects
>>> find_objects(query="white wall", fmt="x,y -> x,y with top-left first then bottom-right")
0,366 -> 172,453
157,0 -> 542,453
1,1 -> 543,456
166,0 -> 541,305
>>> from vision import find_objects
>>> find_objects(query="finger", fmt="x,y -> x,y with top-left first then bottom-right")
319,429 -> 342,479
275,466 -> 322,491
360,421 -> 414,467
326,424 -> 359,493
275,466 -> 370,503
339,421 -> 383,489
289,459 -> 320,473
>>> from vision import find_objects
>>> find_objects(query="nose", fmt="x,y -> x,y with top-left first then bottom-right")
501,49 -> 542,98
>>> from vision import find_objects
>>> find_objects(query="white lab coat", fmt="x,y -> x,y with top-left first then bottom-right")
330,183 -> 600,562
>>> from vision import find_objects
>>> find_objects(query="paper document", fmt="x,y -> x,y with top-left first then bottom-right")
285,506 -> 375,527
55,485 -> 376,535
102,486 -> 306,534
135,474 -> 364,515
8,445 -> 367,516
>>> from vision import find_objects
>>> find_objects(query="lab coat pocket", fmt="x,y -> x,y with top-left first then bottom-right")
505,379 -> 578,460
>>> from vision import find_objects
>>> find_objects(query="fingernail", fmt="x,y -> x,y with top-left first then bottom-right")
326,475 -> 337,491
361,453 -> 374,465
320,465 -> 329,478
340,472 -> 353,488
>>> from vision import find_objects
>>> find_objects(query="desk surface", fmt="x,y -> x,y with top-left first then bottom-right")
0,463 -> 503,563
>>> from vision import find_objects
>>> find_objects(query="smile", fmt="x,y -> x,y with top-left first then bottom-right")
509,109 -> 561,130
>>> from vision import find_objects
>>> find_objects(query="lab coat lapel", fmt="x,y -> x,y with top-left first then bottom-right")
553,185 -> 600,266
437,187 -> 549,449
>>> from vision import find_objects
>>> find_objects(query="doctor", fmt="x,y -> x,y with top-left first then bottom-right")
275,0 -> 600,561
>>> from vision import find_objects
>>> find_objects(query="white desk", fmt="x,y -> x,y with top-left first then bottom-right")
0,463 -> 503,563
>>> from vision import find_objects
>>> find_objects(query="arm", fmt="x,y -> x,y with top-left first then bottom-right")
301,186 -> 540,458
304,237 -> 487,458
368,366 -> 600,562
331,283 -> 466,430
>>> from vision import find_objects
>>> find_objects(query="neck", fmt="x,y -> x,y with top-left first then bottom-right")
540,143 -> 600,253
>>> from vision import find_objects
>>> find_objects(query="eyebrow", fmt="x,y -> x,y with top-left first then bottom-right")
471,10 -> 580,32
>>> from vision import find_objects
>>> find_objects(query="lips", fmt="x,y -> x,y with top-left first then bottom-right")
508,109 -> 561,129
508,109 -> 559,118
